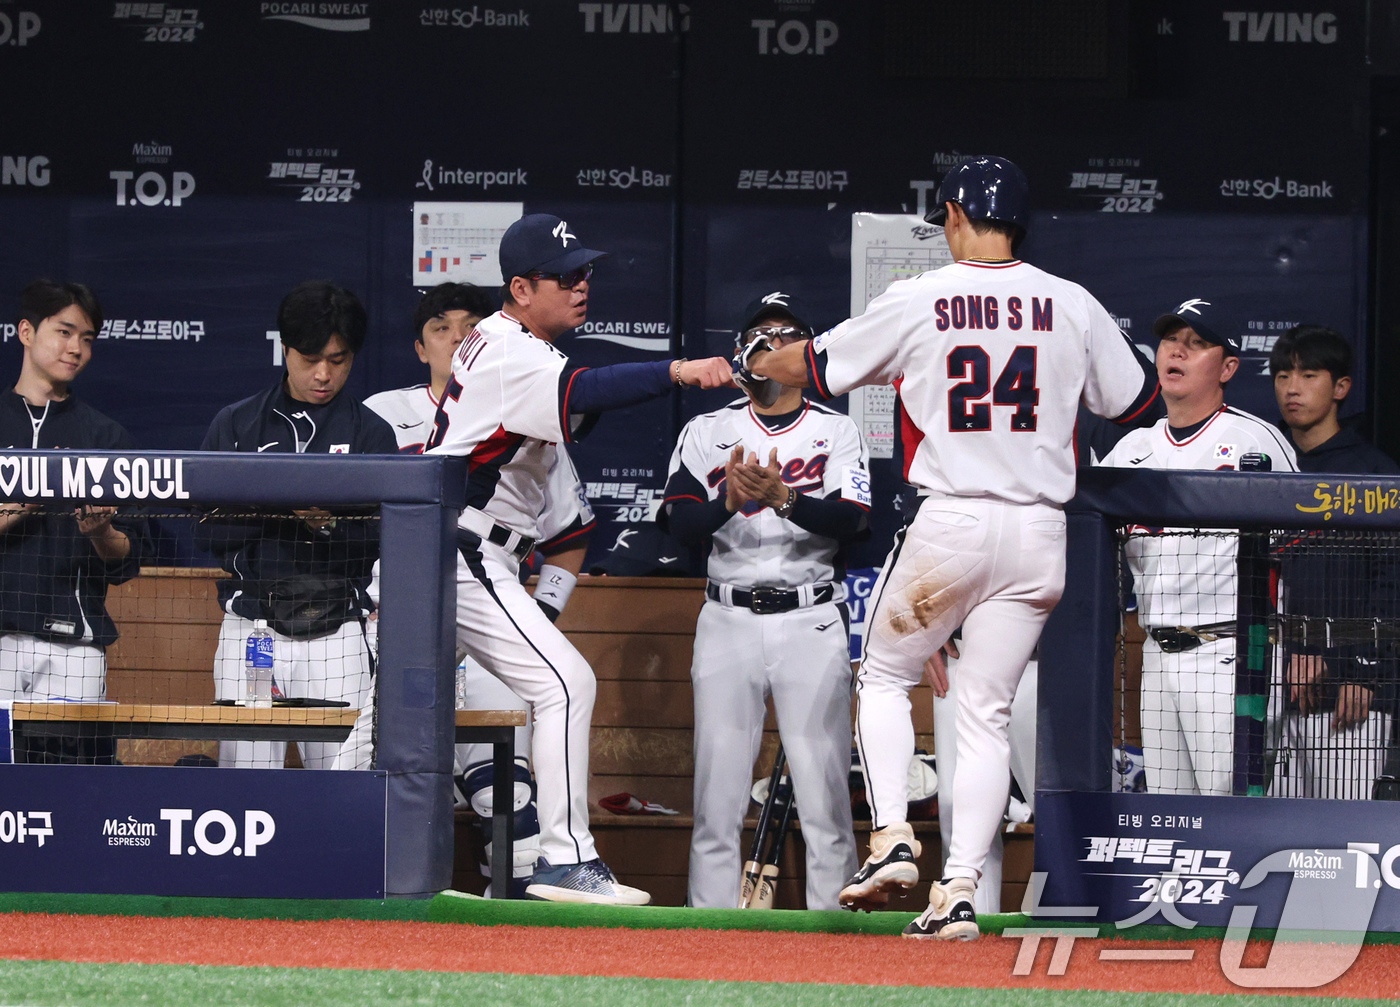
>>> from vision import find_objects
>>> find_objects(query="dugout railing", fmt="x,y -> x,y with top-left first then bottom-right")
0,450 -> 466,899
1037,467 -> 1400,931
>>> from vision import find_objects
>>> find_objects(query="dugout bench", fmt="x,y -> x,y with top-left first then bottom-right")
9,703 -> 526,895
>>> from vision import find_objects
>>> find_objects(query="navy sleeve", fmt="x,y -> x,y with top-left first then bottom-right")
787,492 -> 869,542
357,408 -> 400,455
561,361 -> 673,416
200,407 -> 235,451
662,496 -> 732,546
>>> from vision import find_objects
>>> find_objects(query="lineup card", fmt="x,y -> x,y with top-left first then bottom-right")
847,214 -> 954,459
412,202 -> 524,287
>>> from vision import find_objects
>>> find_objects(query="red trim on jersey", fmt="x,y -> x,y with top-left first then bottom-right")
539,519 -> 597,554
424,385 -> 441,409
806,341 -> 833,400
1166,407 -> 1227,447
747,400 -> 809,435
894,375 -> 925,482
468,424 -> 523,471
1114,382 -> 1161,425
664,493 -> 705,504
960,259 -> 1024,270
559,367 -> 590,444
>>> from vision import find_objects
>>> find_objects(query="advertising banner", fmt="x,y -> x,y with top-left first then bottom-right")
0,764 -> 387,898
1035,790 -> 1400,932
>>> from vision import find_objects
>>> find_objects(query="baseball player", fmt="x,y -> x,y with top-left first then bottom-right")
355,281 -> 595,894
0,280 -> 149,763
197,280 -> 398,770
932,646 -> 1036,913
1266,325 -> 1398,798
660,290 -> 867,910
425,213 -> 733,904
742,156 -> 1159,938
1100,299 -> 1297,797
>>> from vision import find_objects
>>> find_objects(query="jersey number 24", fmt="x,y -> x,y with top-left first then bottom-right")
947,346 -> 1039,432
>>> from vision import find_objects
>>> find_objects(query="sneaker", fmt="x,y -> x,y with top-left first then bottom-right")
839,821 -> 922,911
903,878 -> 979,940
525,858 -> 651,906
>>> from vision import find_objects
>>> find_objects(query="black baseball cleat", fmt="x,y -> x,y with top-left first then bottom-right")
839,822 -> 921,911
903,878 -> 980,940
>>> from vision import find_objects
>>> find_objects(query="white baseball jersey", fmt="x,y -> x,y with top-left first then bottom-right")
1099,406 -> 1297,629
663,398 -> 870,590
807,259 -> 1156,505
366,382 -> 594,547
425,310 -> 587,540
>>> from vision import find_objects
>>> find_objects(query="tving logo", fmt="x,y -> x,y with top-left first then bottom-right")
1,155 -> 49,187
161,808 -> 276,857
1222,11 -> 1337,42
579,3 -> 687,33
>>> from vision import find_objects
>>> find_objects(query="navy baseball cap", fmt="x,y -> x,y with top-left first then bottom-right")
736,290 -> 813,347
1152,298 -> 1240,357
499,213 -> 606,280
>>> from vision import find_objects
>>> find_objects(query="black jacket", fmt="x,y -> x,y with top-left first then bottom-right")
1275,425 -> 1400,709
1289,425 -> 1400,477
195,380 -> 398,633
0,389 -> 147,647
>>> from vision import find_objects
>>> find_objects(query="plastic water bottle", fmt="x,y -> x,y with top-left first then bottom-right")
245,619 -> 275,708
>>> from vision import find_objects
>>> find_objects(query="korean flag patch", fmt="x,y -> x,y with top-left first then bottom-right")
1213,443 -> 1236,462
842,465 -> 872,507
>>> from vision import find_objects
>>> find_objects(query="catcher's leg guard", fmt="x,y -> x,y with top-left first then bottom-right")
459,758 -> 542,898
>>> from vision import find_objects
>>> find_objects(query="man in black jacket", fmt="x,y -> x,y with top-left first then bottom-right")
1269,325 -> 1400,798
0,279 -> 147,762
197,280 -> 397,769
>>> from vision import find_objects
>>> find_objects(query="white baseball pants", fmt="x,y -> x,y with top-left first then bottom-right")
855,496 -> 1064,883
1140,637 -> 1234,796
688,598 -> 856,910
213,614 -> 373,770
0,634 -> 106,701
934,655 -> 1037,913
455,540 -> 598,866
1271,710 -> 1392,800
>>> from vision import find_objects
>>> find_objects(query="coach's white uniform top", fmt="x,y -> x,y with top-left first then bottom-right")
806,259 -> 1156,505
425,310 -> 587,541
366,381 -> 593,548
664,398 -> 870,591
1099,407 -> 1297,629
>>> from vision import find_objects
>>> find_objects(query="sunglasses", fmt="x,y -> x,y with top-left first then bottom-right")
740,324 -> 807,346
528,263 -> 594,289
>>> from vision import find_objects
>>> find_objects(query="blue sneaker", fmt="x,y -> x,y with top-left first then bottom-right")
525,858 -> 651,905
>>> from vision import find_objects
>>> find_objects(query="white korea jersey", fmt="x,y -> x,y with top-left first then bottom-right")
425,310 -> 580,539
1099,407 -> 1297,629
807,259 -> 1156,506
664,398 -> 870,590
366,382 -> 593,545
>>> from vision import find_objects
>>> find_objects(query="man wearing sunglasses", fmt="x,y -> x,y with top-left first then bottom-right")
660,290 -> 870,909
426,213 -> 733,904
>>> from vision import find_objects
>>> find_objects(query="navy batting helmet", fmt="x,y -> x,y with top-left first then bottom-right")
924,155 -> 1030,230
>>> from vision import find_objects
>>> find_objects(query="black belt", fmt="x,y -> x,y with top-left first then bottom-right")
705,582 -> 834,615
460,525 -> 536,563
1149,628 -> 1204,654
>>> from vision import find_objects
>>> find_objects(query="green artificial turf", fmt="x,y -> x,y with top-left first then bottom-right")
0,961 -> 1393,1007
425,891 -> 1400,945
0,891 -> 432,922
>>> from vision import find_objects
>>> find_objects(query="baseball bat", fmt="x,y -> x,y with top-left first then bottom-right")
752,772 -> 795,910
739,742 -> 786,908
